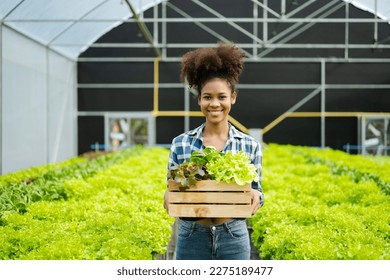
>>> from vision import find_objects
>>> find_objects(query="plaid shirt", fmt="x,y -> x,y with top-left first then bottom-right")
168,123 -> 264,206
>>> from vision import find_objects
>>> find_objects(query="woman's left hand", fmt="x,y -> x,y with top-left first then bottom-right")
250,189 -> 261,215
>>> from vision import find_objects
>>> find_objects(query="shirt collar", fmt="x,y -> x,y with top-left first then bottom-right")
229,123 -> 244,139
188,122 -> 244,140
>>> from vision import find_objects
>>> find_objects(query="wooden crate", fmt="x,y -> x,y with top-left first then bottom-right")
167,179 -> 252,218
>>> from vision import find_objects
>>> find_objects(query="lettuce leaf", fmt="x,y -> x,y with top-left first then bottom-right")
170,146 -> 258,188
206,150 -> 258,185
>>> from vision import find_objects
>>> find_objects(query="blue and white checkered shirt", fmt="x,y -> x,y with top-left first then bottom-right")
168,123 -> 264,206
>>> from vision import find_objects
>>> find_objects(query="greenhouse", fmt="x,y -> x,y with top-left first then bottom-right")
0,0 -> 389,265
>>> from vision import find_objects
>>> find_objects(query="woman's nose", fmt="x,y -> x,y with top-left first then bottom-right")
210,98 -> 220,106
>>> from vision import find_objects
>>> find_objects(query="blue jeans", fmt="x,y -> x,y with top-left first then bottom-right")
175,219 -> 250,260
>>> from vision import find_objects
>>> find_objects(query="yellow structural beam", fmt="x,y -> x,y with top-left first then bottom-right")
262,111 -> 390,135
288,112 -> 390,117
153,56 -> 161,113
228,116 -> 250,134
153,110 -> 249,134
153,111 -> 203,117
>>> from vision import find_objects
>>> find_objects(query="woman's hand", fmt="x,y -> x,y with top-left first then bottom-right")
163,190 -> 169,212
250,189 -> 261,215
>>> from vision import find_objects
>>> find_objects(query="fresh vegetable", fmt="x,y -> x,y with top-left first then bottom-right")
249,144 -> 390,260
206,150 -> 258,185
0,146 -> 174,260
170,146 -> 258,189
0,146 -> 145,216
1,143 -> 389,260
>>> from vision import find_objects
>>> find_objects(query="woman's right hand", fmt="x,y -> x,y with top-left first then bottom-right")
163,190 -> 169,212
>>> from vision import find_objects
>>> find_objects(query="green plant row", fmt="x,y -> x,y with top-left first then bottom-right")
249,144 -> 390,260
292,146 -> 390,184
0,157 -> 86,187
0,146 -> 145,215
0,147 -> 174,260
316,157 -> 389,196
4,143 -> 387,260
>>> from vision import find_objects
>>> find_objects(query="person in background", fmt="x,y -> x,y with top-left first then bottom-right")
164,42 -> 264,260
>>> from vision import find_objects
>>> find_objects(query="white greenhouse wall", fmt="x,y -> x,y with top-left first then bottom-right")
47,51 -> 77,165
1,26 -> 76,174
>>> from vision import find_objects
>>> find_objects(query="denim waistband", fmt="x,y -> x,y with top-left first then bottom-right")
180,217 -> 245,222
179,218 -> 246,232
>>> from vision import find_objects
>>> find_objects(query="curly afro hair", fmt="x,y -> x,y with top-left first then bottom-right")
180,42 -> 245,94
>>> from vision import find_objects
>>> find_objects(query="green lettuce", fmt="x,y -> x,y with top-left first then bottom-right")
170,146 -> 258,188
206,150 -> 258,185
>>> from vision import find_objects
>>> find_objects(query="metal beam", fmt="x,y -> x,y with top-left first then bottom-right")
252,0 -> 259,57
259,0 -> 344,58
124,0 -> 161,57
374,0 -> 378,43
284,0 -> 316,19
285,112 -> 390,117
263,0 -> 268,46
162,0 -> 167,58
73,0 -> 390,149
78,111 -> 390,118
321,59 -> 326,148
3,23 -> 76,61
184,86 -> 190,132
153,1 -> 159,47
345,1 -> 350,59
0,23 -> 2,174
2,0 -> 25,20
77,56 -> 390,63
73,42 -> 390,49
262,87 -> 322,134
3,18 -> 390,23
264,0 -> 341,44
251,0 -> 280,18
153,57 -> 160,112
190,0 -> 263,45
166,2 -> 252,56
77,83 -> 390,89
48,0 -> 109,47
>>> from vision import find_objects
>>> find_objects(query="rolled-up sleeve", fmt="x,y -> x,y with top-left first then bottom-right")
251,142 -> 264,207
167,139 -> 179,183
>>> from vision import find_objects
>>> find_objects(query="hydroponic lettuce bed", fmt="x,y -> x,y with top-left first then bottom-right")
0,146 -> 174,259
249,144 -> 390,260
0,144 -> 389,260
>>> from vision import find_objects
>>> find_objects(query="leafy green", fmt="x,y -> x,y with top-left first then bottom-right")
249,143 -> 390,260
0,157 -> 86,187
293,147 -> 390,196
206,150 -> 258,185
169,146 -> 258,188
0,146 -> 145,215
170,162 -> 209,190
0,147 -> 174,260
190,146 -> 224,165
3,143 -> 389,260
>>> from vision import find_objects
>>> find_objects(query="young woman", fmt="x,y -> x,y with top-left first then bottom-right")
164,42 -> 264,260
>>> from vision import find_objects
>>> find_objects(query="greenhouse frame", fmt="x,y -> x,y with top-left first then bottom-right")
1,0 -> 390,174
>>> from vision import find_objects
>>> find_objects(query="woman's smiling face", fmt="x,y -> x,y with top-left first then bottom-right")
198,78 -> 236,125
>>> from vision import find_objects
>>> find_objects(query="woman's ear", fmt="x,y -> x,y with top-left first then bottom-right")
231,91 -> 237,105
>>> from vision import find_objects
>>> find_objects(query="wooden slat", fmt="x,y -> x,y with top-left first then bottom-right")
167,180 -> 253,218
168,179 -> 250,191
168,204 -> 252,218
168,191 -> 251,204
